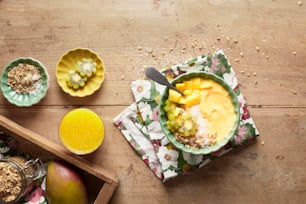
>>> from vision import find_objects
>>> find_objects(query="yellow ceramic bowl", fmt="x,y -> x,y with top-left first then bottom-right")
56,48 -> 105,97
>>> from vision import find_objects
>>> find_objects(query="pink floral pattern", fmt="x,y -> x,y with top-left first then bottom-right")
235,126 -> 249,145
241,104 -> 251,120
152,107 -> 159,121
24,187 -> 46,204
210,57 -> 220,73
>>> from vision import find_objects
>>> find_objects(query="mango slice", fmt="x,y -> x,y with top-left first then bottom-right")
168,89 -> 182,103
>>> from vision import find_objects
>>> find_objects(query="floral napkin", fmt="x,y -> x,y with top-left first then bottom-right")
0,132 -> 47,204
114,49 -> 259,182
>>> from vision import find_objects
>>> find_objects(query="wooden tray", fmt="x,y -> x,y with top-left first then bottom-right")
0,115 -> 118,204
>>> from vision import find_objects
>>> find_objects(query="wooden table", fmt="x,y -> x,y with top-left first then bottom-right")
0,0 -> 306,203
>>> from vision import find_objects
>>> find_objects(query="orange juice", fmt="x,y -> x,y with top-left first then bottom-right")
59,108 -> 104,155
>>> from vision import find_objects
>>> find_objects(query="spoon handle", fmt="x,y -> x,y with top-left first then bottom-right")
145,67 -> 185,96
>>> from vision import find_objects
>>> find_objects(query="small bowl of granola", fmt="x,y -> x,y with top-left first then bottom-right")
0,57 -> 49,107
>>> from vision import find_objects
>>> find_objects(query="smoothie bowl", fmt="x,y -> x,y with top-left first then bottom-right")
158,72 -> 240,155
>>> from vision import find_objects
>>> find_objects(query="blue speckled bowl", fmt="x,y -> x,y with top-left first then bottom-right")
158,71 -> 240,155
0,57 -> 49,107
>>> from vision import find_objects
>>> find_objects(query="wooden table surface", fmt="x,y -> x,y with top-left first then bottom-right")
1,0 -> 306,203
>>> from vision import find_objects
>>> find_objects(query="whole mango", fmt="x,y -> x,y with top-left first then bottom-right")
46,161 -> 88,204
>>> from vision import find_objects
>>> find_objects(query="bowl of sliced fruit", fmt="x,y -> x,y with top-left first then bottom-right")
56,48 -> 105,97
158,71 -> 240,155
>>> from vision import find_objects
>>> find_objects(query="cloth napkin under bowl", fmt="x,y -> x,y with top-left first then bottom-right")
114,49 -> 259,182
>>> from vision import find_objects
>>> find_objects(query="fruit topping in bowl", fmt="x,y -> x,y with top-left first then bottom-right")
163,76 -> 237,150
66,58 -> 97,90
67,70 -> 87,90
77,58 -> 97,77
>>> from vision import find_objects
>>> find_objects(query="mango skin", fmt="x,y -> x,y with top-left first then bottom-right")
46,161 -> 88,204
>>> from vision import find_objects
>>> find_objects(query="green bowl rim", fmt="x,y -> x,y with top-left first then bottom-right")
55,47 -> 105,97
158,71 -> 240,155
0,57 -> 50,107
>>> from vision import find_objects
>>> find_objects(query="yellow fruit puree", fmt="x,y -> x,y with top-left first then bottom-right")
169,77 -> 237,145
198,79 -> 236,143
59,108 -> 104,154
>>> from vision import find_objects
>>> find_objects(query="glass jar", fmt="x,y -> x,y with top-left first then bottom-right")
0,156 -> 46,203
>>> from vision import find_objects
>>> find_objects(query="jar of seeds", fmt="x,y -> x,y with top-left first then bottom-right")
0,156 -> 46,203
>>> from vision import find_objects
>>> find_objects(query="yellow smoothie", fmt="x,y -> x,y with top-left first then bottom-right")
59,108 -> 104,154
198,79 -> 237,142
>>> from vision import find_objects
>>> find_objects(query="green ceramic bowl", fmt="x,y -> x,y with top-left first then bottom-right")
0,57 -> 49,107
158,71 -> 240,155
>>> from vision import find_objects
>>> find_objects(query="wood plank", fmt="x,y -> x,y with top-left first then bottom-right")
95,182 -> 118,204
0,0 -> 305,106
0,0 -> 306,203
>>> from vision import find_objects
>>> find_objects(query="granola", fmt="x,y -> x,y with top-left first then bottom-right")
175,132 -> 217,149
7,63 -> 41,94
0,161 -> 23,202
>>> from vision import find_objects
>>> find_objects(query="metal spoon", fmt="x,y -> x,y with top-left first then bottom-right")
145,67 -> 185,96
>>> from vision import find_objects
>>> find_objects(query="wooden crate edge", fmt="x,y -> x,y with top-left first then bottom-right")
0,115 -> 119,188
94,180 -> 119,204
